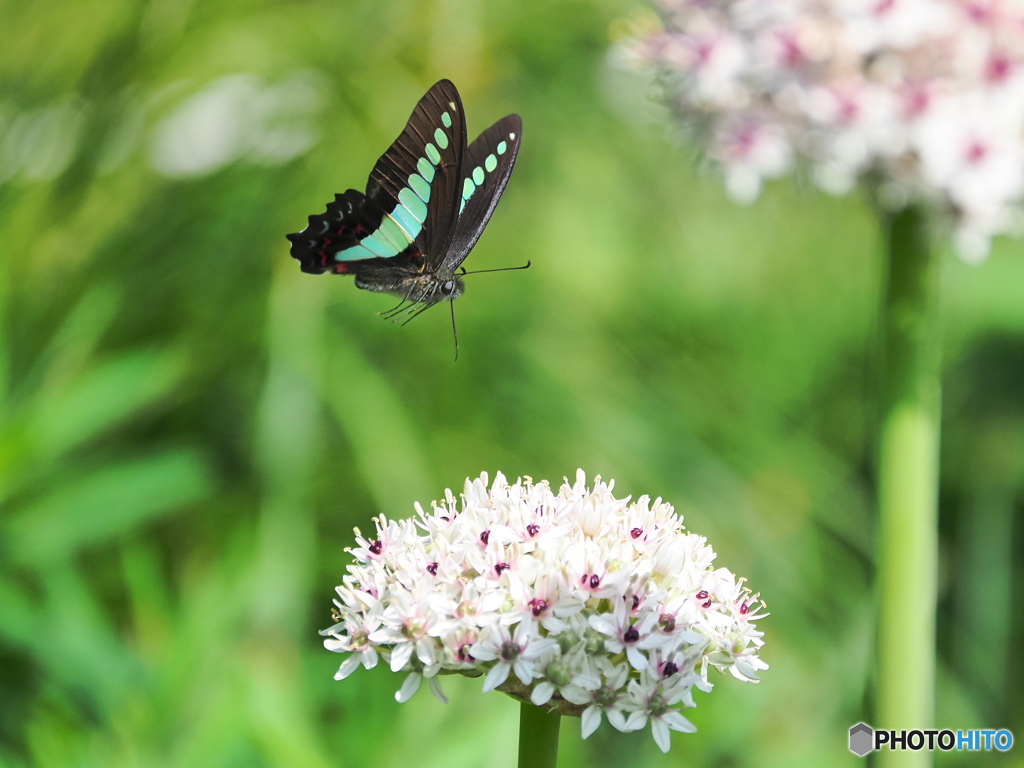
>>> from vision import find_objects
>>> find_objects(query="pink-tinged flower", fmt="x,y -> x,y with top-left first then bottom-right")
588,598 -> 674,671
471,621 -> 559,692
915,93 -> 1024,227
561,657 -> 634,738
322,593 -> 383,680
622,0 -> 1024,258
711,120 -> 793,202
530,645 -> 601,706
322,471 -> 766,752
623,670 -> 700,752
368,583 -> 445,672
509,572 -> 584,633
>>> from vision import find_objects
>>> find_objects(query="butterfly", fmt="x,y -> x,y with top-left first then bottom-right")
286,80 -> 526,333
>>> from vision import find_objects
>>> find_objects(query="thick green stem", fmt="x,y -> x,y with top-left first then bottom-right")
518,703 -> 561,768
876,205 -> 940,768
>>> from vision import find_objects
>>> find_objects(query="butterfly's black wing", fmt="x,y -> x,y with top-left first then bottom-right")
286,189 -> 402,275
441,114 -> 522,275
366,80 -> 467,267
287,80 -> 467,275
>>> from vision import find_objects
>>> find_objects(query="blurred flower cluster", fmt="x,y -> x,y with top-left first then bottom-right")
623,0 -> 1024,260
322,471 -> 766,753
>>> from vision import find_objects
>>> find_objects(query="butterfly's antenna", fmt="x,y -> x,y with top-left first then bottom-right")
459,260 -> 532,277
450,300 -> 459,362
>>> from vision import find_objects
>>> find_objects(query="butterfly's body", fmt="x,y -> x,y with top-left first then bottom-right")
287,80 -> 520,314
353,256 -> 465,304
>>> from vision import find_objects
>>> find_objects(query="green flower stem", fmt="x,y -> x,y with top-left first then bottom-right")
518,703 -> 561,768
876,204 -> 940,768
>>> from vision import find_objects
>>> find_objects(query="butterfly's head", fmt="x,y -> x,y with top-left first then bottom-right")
436,274 -> 465,302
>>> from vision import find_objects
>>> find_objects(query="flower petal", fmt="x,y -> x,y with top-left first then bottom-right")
482,662 -> 511,693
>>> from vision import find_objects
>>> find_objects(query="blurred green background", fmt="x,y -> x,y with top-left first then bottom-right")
2,0 -> 1023,766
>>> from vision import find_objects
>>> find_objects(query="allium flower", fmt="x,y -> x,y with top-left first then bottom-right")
322,471 -> 767,753
622,0 -> 1024,260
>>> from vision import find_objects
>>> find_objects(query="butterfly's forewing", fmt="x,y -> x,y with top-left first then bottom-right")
366,80 -> 467,267
442,114 -> 522,274
287,80 -> 467,273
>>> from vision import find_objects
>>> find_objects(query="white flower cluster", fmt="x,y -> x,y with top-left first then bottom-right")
624,0 -> 1024,260
322,470 -> 766,753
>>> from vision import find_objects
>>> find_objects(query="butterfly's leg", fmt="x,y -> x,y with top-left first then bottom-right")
379,298 -> 410,318
399,302 -> 435,326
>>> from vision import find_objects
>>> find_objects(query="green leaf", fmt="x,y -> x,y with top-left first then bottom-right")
3,449 -> 213,568
29,347 -> 187,461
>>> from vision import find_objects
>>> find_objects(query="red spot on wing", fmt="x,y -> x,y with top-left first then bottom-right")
333,263 -> 350,274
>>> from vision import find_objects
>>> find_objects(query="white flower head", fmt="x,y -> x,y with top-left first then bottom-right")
623,0 -> 1024,259
323,470 -> 767,752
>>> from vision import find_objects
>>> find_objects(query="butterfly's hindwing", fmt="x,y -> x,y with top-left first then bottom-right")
366,80 -> 467,267
443,114 -> 522,273
286,189 -> 419,274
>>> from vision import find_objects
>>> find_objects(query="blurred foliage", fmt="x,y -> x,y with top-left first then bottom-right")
1,0 -> 1023,766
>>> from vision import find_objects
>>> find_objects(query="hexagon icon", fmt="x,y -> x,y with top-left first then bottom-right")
849,722 -> 874,756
